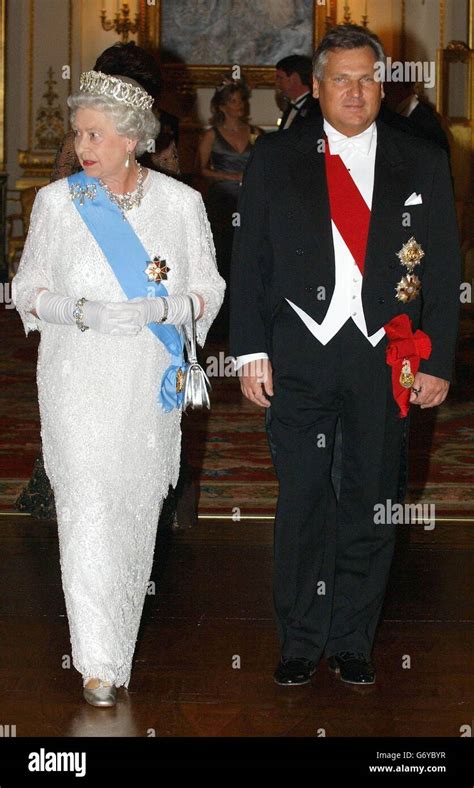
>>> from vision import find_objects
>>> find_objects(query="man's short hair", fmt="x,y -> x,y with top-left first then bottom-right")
276,55 -> 313,88
312,24 -> 385,80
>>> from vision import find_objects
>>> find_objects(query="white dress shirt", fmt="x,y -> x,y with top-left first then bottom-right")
234,119 -> 385,372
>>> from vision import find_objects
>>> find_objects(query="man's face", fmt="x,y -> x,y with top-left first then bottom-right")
275,68 -> 293,99
313,46 -> 383,136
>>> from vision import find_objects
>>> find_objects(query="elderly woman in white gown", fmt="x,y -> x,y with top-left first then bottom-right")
12,71 -> 225,707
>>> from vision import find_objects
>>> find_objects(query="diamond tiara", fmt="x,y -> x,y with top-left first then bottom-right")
79,71 -> 154,111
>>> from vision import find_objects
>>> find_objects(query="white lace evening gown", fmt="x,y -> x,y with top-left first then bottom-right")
12,170 -> 225,688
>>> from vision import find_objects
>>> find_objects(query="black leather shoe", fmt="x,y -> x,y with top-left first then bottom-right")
273,657 -> 317,686
327,652 -> 375,685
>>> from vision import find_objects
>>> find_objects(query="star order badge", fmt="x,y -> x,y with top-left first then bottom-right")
145,256 -> 170,283
395,236 -> 424,303
395,274 -> 422,303
396,236 -> 425,270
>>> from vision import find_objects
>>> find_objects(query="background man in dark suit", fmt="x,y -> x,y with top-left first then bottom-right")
380,79 -> 450,157
275,55 -> 321,130
230,25 -> 460,688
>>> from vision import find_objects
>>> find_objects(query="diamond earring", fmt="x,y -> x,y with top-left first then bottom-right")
125,151 -> 130,168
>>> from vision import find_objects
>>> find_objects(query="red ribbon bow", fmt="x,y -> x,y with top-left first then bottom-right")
384,314 -> 432,418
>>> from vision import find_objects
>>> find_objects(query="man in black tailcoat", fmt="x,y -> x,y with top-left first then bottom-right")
230,25 -> 460,687
276,55 -> 321,131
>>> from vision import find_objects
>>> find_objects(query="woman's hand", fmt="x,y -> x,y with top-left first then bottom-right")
82,301 -> 141,336
33,290 -> 140,335
109,298 -> 155,329
204,169 -> 242,183
226,172 -> 243,182
109,294 -> 204,329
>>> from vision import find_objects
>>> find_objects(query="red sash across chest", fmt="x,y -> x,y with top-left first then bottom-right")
324,137 -> 371,275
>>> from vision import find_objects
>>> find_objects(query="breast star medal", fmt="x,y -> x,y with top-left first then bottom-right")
396,236 -> 425,270
395,236 -> 424,303
399,357 -> 415,389
395,273 -> 422,303
145,256 -> 170,283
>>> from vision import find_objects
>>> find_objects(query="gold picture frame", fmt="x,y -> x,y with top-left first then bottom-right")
437,41 -> 473,121
138,0 -> 337,90
0,0 -> 5,168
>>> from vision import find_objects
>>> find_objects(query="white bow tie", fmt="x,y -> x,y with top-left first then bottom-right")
326,128 -> 374,156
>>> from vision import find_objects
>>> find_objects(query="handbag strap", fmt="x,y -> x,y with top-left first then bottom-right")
186,295 -> 198,364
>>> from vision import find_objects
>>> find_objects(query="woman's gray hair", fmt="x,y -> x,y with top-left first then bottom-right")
67,92 -> 160,157
312,24 -> 386,80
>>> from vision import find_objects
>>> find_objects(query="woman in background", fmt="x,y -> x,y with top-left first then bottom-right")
198,78 -> 264,339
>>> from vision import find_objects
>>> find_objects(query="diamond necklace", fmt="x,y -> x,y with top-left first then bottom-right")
98,163 -> 144,219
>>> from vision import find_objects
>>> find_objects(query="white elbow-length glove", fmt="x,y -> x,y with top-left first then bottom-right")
35,290 -> 140,336
106,293 -> 203,329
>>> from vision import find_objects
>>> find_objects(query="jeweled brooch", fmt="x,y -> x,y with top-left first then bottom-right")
395,273 -> 422,303
145,256 -> 170,283
69,183 -> 97,205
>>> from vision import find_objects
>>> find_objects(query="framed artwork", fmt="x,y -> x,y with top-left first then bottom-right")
138,0 -> 337,89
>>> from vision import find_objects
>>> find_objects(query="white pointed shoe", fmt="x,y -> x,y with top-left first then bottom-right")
83,679 -> 117,707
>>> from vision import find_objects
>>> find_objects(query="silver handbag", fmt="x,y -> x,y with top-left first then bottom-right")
182,296 -> 211,411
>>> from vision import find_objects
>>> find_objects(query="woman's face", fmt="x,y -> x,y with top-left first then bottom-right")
221,90 -> 245,120
72,106 -> 137,180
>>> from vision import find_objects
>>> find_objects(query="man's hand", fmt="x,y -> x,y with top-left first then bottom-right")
239,358 -> 274,407
409,372 -> 450,409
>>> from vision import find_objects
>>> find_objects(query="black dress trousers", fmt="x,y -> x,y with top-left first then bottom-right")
266,305 -> 405,661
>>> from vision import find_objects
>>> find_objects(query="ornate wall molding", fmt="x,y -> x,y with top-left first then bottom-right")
27,0 -> 34,150
0,0 -> 5,168
33,68 -> 65,150
400,0 -> 406,62
19,0 -> 73,187
439,0 -> 445,49
469,0 -> 474,50
0,0 -> 6,278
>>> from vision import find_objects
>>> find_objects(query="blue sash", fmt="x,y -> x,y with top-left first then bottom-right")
68,170 -> 186,412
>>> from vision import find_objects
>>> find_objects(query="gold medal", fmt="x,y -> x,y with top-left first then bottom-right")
176,368 -> 184,393
399,358 -> 415,388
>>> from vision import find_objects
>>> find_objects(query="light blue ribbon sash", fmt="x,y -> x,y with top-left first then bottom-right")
68,170 -> 185,411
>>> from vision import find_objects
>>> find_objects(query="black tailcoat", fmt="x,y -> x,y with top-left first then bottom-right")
230,116 -> 460,382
